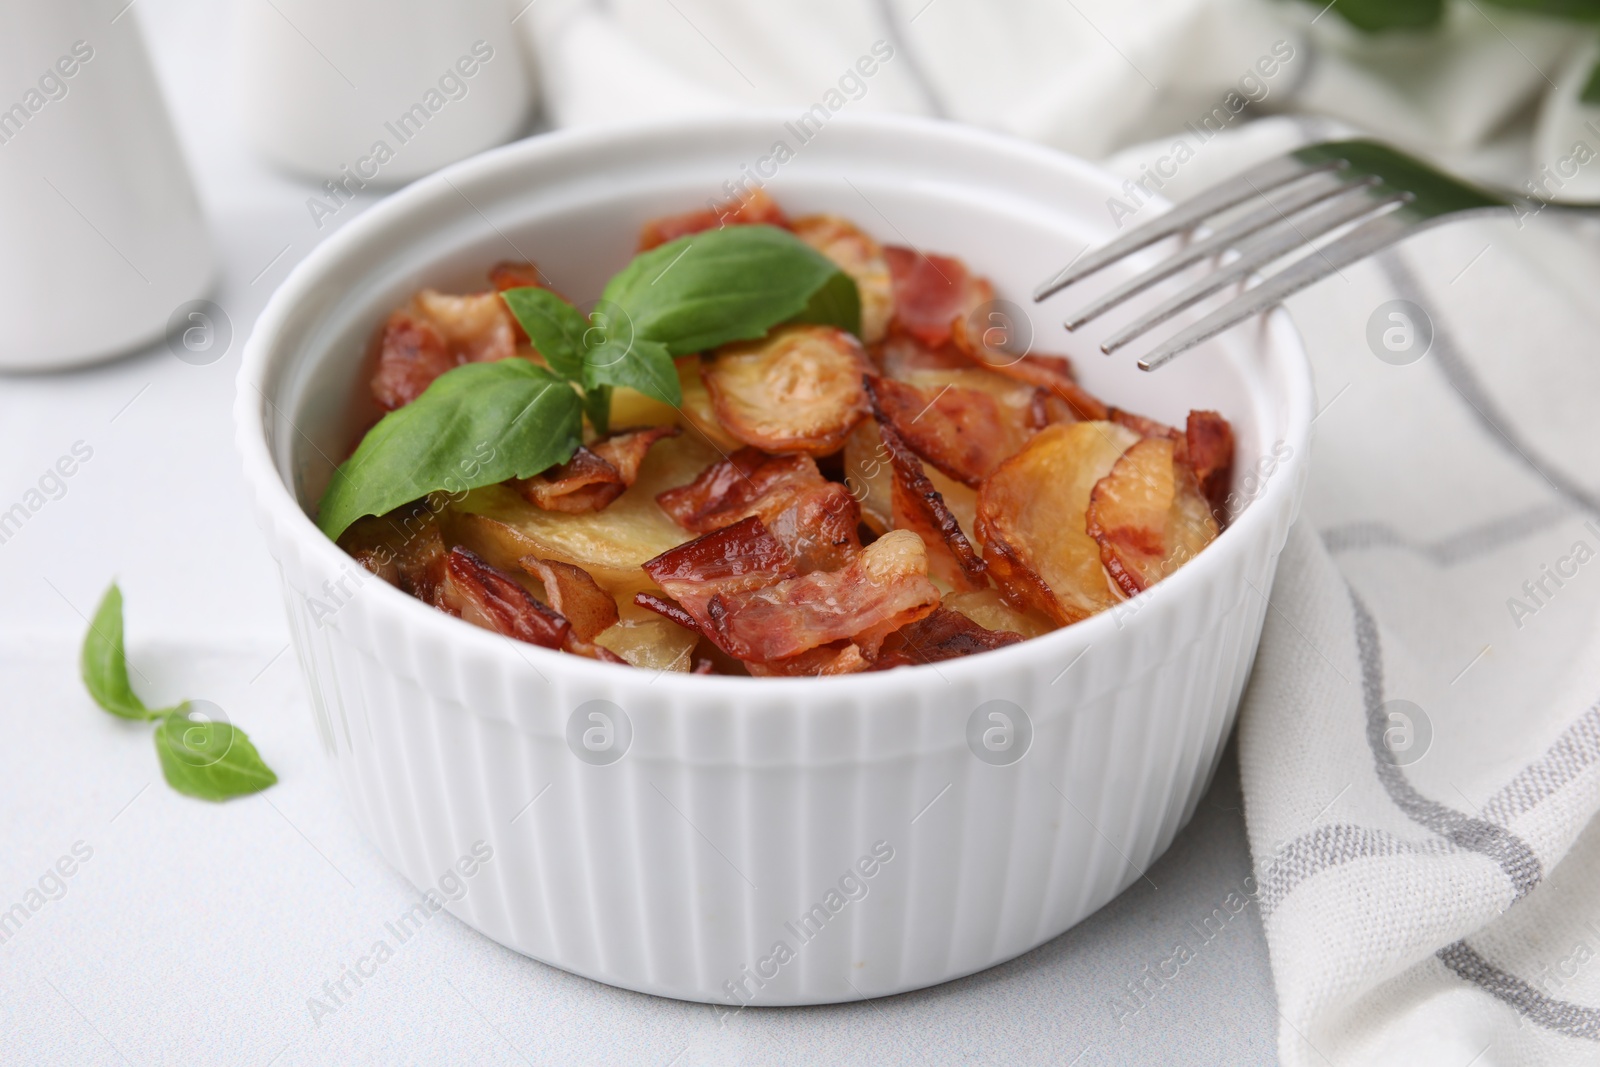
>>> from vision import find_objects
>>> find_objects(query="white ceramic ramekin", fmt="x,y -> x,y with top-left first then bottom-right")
236,113 -> 1312,1006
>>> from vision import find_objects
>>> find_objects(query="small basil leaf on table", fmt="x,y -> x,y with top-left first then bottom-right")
599,225 -> 861,355
79,582 -> 279,801
500,286 -> 589,382
82,583 -> 163,721
154,706 -> 279,801
583,339 -> 681,407
316,358 -> 583,540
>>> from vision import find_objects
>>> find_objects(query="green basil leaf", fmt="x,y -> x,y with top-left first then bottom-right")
1584,51 -> 1600,104
316,359 -> 583,540
154,707 -> 278,801
786,266 -> 863,334
81,583 -> 159,721
583,339 -> 681,407
599,225 -> 860,356
499,287 -> 589,382
581,384 -> 613,436
1322,0 -> 1443,31
1482,0 -> 1600,19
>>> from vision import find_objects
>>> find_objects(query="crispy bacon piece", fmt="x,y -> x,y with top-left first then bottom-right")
633,592 -> 703,633
656,448 -> 861,573
746,642 -> 871,677
519,557 -> 620,641
339,505 -> 450,603
1110,409 -> 1178,440
637,187 -> 788,251
792,215 -> 893,344
871,608 -> 1023,669
439,546 -> 568,649
876,421 -> 986,591
948,315 -> 1108,422
701,530 -> 940,662
512,426 -> 680,513
976,421 -> 1140,625
488,261 -> 547,292
1182,410 -> 1234,516
703,325 -> 870,457
865,375 -> 1031,488
643,516 -> 799,598
884,247 -> 994,349
371,290 -> 517,410
874,330 -> 970,377
1086,437 -> 1219,597
440,547 -> 625,662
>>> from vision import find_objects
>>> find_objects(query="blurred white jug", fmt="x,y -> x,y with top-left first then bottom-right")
0,0 -> 214,370
234,0 -> 534,186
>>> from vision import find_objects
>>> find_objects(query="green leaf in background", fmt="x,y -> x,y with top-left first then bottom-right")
1317,0 -> 1444,32
582,339 -> 682,407
316,358 -> 584,540
500,286 -> 589,382
599,225 -> 861,356
81,583 -> 163,721
1480,0 -> 1600,19
1583,50 -> 1600,103
154,707 -> 279,802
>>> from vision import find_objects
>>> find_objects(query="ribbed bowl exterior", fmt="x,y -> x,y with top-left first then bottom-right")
237,114 -> 1313,1005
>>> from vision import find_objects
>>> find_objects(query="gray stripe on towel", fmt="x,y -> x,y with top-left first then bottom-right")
1437,941 -> 1600,1041
1350,590 -> 1543,899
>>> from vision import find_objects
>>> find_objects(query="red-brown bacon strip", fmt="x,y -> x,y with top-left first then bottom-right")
371,290 -> 518,410
948,315 -> 1108,422
700,530 -> 940,662
519,557 -> 620,641
656,449 -> 860,573
876,420 -> 987,591
871,608 -> 1024,669
439,547 -> 624,662
865,375 -> 1029,489
637,187 -> 788,251
512,426 -> 679,514
1182,409 -> 1235,516
884,247 -> 993,349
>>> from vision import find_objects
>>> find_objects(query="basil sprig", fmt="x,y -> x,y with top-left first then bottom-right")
81,584 -> 279,802
315,224 -> 859,540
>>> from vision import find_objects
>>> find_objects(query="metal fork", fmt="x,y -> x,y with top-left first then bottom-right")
1033,140 -> 1512,371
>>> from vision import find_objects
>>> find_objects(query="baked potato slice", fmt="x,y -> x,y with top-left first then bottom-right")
975,421 -> 1139,625
1086,437 -> 1219,597
702,325 -> 870,456
446,432 -> 718,596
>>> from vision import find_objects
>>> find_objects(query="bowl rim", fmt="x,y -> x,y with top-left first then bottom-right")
235,110 -> 1314,697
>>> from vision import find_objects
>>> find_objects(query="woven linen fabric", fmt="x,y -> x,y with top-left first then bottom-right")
516,2 -> 1600,1060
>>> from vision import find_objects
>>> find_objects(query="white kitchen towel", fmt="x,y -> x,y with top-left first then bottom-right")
518,3 -> 1600,1063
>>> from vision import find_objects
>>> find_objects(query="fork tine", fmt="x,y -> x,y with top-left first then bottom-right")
1063,173 -> 1379,331
1100,189 -> 1411,354
1032,154 -> 1343,302
1136,212 -> 1415,371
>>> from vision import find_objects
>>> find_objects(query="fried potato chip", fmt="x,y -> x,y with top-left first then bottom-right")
792,214 -> 893,344
1086,437 -> 1219,597
703,325 -> 870,456
975,421 -> 1139,625
446,432 -> 718,596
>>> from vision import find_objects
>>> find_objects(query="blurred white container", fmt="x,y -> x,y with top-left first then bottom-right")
234,0 -> 534,187
0,0 -> 213,370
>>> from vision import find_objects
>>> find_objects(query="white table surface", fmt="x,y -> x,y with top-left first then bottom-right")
0,2 -> 1279,1063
